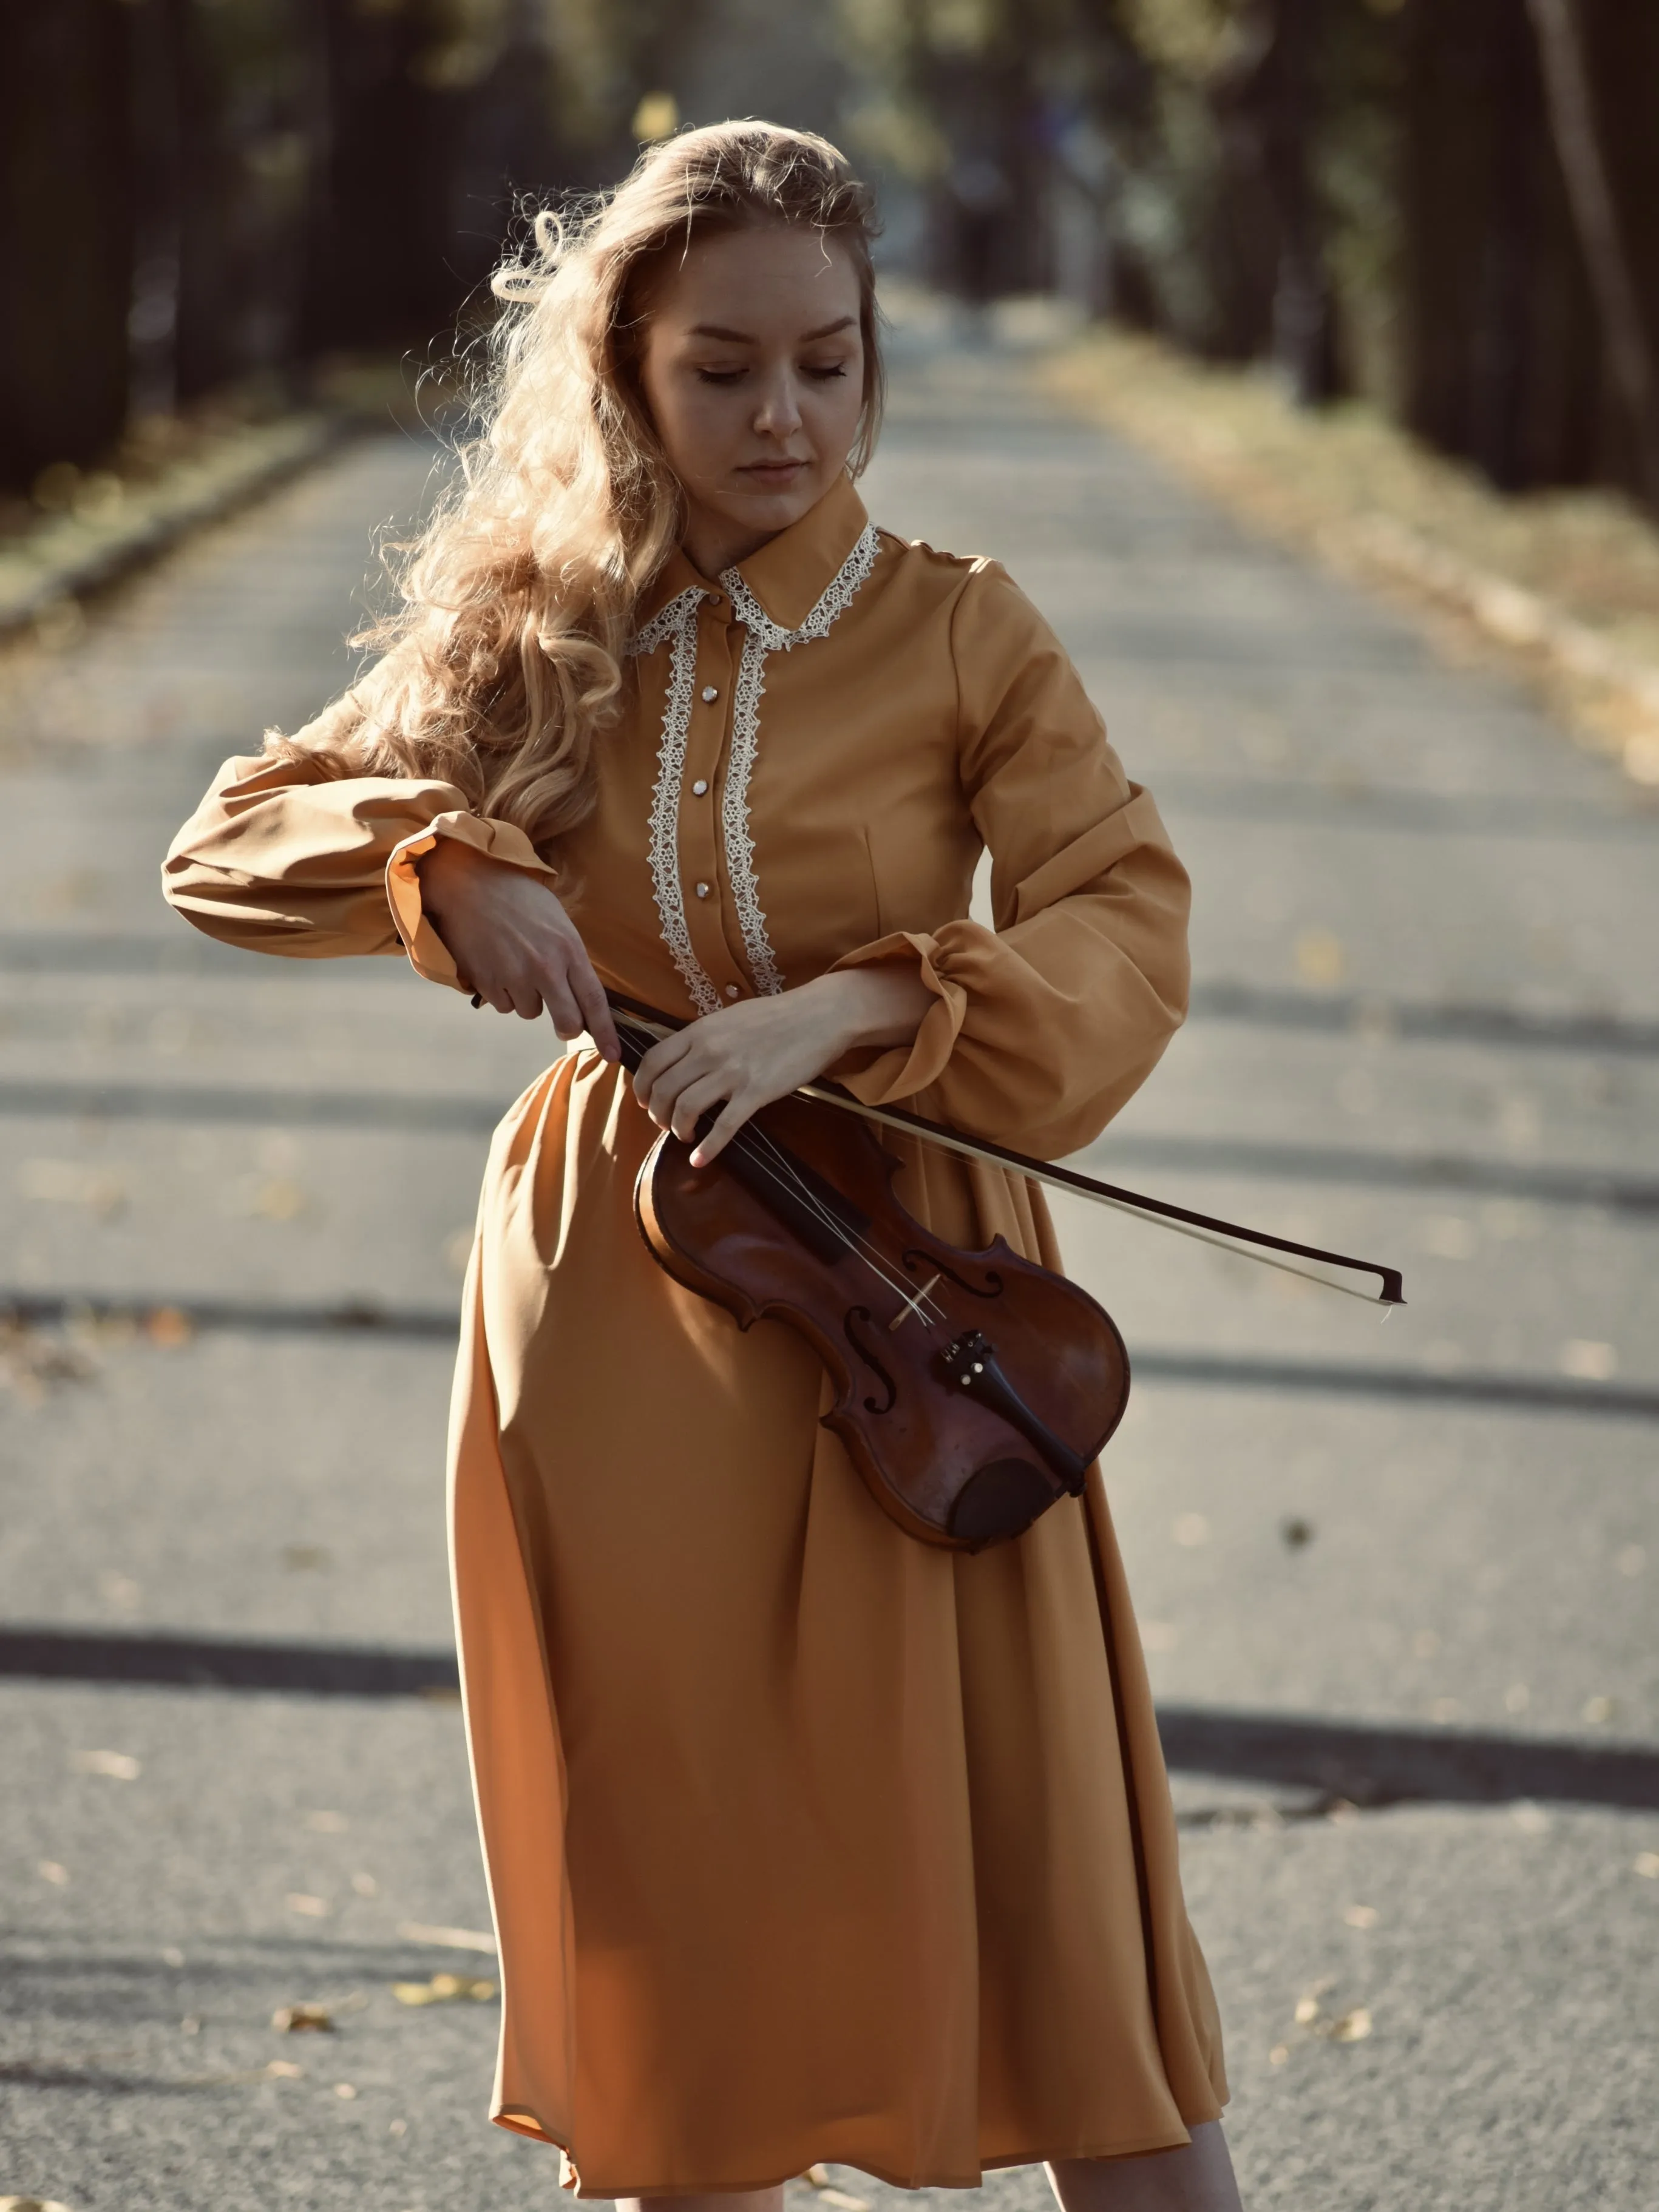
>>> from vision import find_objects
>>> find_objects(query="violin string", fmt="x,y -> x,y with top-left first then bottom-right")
619,1017 -> 945,1326
733,1115 -> 952,1327
728,1121 -> 946,1325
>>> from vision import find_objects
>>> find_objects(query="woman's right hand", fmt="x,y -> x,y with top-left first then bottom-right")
416,837 -> 620,1061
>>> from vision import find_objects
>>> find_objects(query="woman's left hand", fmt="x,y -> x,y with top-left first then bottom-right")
633,966 -> 935,1167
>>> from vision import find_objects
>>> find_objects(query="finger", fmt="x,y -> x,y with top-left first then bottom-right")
483,986 -> 515,1016
571,962 -> 621,1063
634,1030 -> 694,1111
541,979 -> 585,1041
509,985 -> 545,1021
689,1092 -> 759,1169
646,1048 -> 720,1130
668,1071 -> 732,1146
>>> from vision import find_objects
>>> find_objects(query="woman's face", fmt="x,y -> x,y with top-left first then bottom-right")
634,223 -> 866,573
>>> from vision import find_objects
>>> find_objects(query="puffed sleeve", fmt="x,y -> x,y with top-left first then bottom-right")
161,694 -> 559,993
830,561 -> 1190,1157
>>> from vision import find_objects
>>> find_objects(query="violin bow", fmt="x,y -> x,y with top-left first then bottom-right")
606,991 -> 1405,1309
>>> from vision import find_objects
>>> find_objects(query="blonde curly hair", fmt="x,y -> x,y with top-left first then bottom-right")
276,121 -> 883,853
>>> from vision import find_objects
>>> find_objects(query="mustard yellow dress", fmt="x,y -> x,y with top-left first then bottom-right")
165,474 -> 1227,2194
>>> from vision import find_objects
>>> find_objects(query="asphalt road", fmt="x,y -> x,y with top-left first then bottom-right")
1,322 -> 1654,2212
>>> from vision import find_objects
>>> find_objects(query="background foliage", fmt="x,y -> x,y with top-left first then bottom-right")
3,0 -> 1657,512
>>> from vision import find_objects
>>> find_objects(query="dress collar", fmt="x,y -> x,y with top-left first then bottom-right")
631,474 -> 872,637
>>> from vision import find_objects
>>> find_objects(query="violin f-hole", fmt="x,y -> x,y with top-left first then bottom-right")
843,1307 -> 897,1414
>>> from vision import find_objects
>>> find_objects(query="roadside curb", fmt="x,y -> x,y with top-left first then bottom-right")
0,411 -> 353,638
1042,332 -> 1659,794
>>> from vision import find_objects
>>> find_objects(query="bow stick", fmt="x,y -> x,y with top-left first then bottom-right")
606,990 -> 1405,1309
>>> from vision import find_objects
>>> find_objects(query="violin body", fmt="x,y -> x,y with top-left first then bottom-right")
633,1094 -> 1130,1551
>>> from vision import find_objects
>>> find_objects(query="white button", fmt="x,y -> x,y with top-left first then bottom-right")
694,881 -> 710,899
724,984 -> 740,999
691,779 -> 708,796
701,685 -> 719,702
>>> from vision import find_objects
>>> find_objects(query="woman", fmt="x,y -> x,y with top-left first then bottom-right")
165,123 -> 1240,2212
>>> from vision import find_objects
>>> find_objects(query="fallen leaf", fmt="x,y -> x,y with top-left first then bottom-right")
1420,1215 -> 1475,1260
273,2003 -> 334,2032
250,1177 -> 306,1222
1293,1995 -> 1321,2026
146,1305 -> 194,1348
287,1893 -> 328,1918
1331,2007 -> 1372,2042
0,2197 -> 78,2211
804,2169 -> 833,2188
819,2196 -> 870,2212
1560,1339 -> 1617,1382
38,1860 -> 69,1886
396,1920 -> 497,1953
1343,1904 -> 1379,1929
1583,1694 -> 1615,1725
333,2082 -> 358,2100
1634,1853 -> 1659,1879
1294,927 -> 1344,989
351,1871 -> 378,1896
392,1972 -> 497,2006
1268,2043 -> 1289,2066
266,2059 -> 303,2079
71,1748 -> 140,1781
19,1158 -> 127,1217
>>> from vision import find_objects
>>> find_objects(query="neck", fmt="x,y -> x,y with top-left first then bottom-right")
679,511 -> 777,582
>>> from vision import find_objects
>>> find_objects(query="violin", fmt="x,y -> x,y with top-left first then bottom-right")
608,992 -> 1402,1553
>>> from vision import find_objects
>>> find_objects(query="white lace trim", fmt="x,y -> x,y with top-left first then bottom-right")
718,522 -> 882,996
626,520 -> 883,1010
628,588 -> 719,1016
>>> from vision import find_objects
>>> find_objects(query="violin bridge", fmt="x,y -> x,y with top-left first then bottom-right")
889,1271 -> 943,1331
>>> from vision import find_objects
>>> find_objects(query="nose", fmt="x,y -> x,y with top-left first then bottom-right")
751,367 -> 802,440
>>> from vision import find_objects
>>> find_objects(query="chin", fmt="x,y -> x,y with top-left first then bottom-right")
732,479 -> 819,524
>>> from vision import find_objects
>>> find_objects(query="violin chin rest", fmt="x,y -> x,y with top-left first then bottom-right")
947,1457 -> 1060,1551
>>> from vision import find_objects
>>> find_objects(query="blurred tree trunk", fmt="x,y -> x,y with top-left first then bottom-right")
1217,0 -> 1341,404
301,0 -> 460,357
1402,0 -> 1596,495
0,1 -> 135,488
1468,0 -> 1535,490
1527,0 -> 1659,504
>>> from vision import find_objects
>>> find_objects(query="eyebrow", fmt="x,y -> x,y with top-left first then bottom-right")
687,316 -> 857,344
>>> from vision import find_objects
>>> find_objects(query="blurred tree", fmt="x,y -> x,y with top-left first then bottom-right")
1528,0 -> 1659,504
0,1 -> 135,485
0,0 -> 697,492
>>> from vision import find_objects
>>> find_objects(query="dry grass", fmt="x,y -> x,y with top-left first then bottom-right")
1042,326 -> 1659,788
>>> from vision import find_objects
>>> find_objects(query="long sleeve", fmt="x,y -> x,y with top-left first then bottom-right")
161,703 -> 558,993
830,561 -> 1190,1158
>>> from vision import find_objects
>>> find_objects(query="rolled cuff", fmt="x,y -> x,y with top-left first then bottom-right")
826,930 -> 966,1104
386,812 -> 560,990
